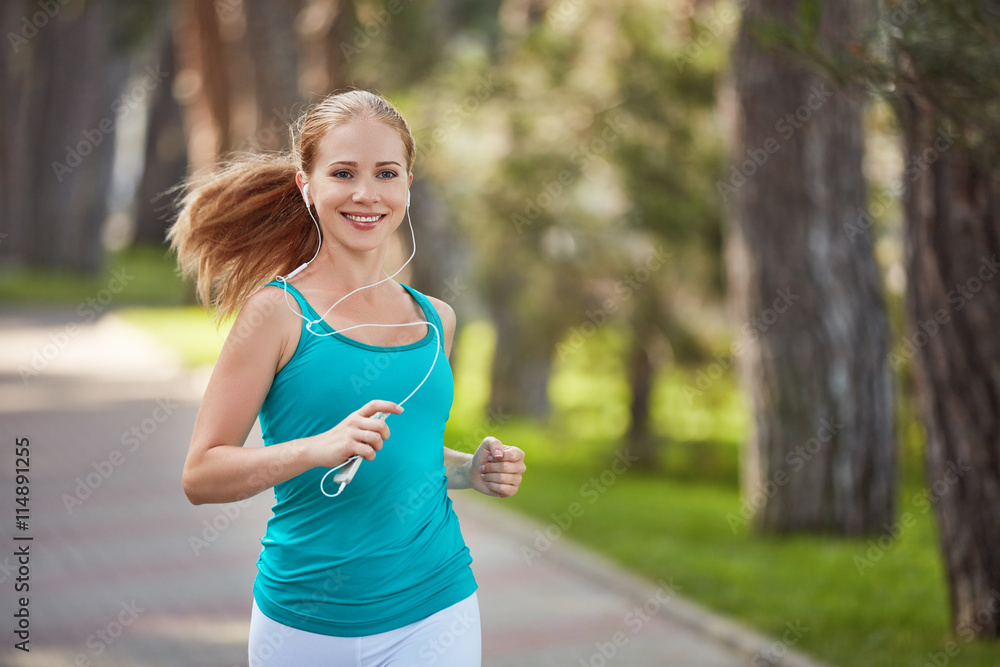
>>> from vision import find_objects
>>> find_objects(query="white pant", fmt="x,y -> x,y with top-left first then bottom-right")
248,593 -> 481,667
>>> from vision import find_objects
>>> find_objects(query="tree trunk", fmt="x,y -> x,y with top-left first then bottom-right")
622,287 -> 662,470
487,272 -> 554,420
407,180 -> 470,309
243,0 -> 304,150
174,0 -> 232,175
898,97 -> 1000,638
134,20 -> 188,246
0,1 -> 30,267
728,0 -> 894,534
1,0 -> 128,273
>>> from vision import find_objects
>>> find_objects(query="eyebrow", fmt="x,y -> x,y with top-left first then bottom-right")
328,161 -> 403,168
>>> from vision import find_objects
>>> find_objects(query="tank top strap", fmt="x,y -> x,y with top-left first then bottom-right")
265,279 -> 318,322
265,280 -> 442,349
400,284 -> 445,352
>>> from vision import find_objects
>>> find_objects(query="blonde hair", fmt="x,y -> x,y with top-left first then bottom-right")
168,90 -> 416,320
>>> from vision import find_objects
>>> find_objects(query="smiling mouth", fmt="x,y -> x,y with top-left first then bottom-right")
342,213 -> 386,223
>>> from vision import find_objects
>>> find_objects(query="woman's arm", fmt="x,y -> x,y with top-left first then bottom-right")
444,447 -> 473,489
181,287 -> 399,505
428,296 -> 526,498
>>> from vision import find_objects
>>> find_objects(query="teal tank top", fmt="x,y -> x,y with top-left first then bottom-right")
252,280 -> 477,636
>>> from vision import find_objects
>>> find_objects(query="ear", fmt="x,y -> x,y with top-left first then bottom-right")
295,171 -> 309,205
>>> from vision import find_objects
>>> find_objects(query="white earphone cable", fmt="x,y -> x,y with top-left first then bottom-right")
275,191 -> 440,498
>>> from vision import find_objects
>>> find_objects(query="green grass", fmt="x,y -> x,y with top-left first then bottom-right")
116,306 -> 233,367
479,435 -> 999,667
61,281 -> 999,667
444,326 -> 1000,667
0,245 -> 190,306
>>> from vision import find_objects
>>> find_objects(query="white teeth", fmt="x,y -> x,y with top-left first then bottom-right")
344,213 -> 382,223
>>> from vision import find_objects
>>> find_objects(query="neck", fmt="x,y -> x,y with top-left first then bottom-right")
299,238 -> 399,304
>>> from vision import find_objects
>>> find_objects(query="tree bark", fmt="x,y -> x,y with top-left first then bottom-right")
134,19 -> 187,246
898,96 -> 1000,638
174,0 -> 231,175
623,285 -> 663,469
487,269 -> 554,420
243,0 -> 304,150
1,0 -> 128,273
729,0 -> 895,534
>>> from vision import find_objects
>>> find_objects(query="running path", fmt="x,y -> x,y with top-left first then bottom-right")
0,309 -> 830,667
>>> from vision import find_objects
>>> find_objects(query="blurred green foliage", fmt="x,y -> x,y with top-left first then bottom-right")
0,245 -> 187,306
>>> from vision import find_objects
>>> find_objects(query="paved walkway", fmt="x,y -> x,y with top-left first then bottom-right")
0,309 -> 830,667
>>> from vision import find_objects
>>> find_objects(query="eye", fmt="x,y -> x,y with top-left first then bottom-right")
332,170 -> 352,179
378,170 -> 398,179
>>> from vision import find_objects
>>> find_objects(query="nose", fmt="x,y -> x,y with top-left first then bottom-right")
352,177 -> 380,205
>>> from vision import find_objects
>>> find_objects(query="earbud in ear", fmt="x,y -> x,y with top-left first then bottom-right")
302,183 -> 311,208
406,189 -> 410,208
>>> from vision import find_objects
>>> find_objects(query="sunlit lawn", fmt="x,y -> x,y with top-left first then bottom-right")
9,248 -> 998,667
445,323 -> 999,667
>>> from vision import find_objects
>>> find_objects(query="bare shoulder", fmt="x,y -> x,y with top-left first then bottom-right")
424,295 -> 456,331
224,284 -> 302,371
423,294 -> 457,356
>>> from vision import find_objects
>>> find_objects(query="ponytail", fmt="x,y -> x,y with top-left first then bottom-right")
167,153 -> 316,321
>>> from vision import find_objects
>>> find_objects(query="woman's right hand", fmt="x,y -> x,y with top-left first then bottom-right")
308,400 -> 403,468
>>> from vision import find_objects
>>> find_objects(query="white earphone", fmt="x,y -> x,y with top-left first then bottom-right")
281,179 -> 431,499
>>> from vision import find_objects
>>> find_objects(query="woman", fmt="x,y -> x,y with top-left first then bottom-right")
170,90 -> 526,666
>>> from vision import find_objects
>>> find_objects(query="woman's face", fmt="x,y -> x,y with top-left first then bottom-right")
302,118 -> 412,254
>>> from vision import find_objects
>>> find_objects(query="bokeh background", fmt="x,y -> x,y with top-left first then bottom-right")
1,0 -> 999,665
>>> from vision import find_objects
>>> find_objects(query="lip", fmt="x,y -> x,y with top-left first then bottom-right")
341,211 -> 388,230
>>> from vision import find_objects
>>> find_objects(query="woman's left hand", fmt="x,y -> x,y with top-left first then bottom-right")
471,437 -> 525,498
